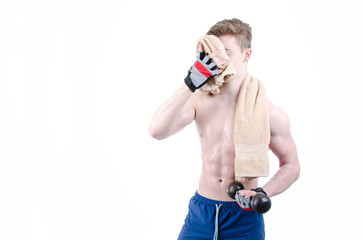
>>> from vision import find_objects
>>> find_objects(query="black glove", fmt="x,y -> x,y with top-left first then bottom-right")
184,52 -> 219,92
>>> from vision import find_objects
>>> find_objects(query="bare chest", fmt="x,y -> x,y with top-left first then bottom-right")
194,97 -> 237,153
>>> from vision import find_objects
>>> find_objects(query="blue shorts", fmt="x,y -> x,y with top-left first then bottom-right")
178,192 -> 265,240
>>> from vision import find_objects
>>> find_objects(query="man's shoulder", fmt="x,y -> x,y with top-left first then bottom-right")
268,101 -> 291,136
268,101 -> 284,117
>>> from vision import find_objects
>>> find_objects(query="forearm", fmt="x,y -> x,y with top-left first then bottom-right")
148,84 -> 193,140
262,160 -> 300,197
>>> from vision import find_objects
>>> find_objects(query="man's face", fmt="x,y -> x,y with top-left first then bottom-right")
218,34 -> 250,73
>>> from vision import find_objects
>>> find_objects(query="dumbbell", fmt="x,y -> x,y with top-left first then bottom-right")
227,181 -> 271,214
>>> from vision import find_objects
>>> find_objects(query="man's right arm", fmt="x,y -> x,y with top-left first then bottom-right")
149,47 -> 222,140
148,84 -> 195,140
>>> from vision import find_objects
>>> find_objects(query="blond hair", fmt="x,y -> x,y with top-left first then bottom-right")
206,18 -> 252,51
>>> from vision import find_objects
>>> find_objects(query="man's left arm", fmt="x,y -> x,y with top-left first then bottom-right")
262,102 -> 300,197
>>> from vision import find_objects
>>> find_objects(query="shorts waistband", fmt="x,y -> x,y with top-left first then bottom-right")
194,191 -> 240,209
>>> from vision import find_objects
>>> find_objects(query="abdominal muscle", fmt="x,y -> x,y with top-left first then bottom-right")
197,143 -> 237,201
196,139 -> 259,201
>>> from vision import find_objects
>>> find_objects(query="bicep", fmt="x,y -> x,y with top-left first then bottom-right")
172,98 -> 195,133
180,100 -> 196,125
270,133 -> 297,166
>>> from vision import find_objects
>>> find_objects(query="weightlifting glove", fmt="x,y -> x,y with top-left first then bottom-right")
235,188 -> 268,211
184,52 -> 220,92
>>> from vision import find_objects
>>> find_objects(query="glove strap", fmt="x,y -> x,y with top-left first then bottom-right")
184,72 -> 197,92
251,187 -> 268,196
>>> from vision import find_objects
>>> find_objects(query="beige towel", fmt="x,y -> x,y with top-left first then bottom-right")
196,35 -> 237,95
234,73 -> 270,181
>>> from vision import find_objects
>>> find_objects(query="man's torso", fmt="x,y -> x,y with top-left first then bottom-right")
192,91 -> 258,201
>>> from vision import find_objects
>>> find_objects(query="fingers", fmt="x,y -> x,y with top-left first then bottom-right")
216,59 -> 227,67
197,46 -> 222,60
238,190 -> 257,198
208,49 -> 221,59
197,46 -> 226,73
198,43 -> 203,52
208,49 -> 226,68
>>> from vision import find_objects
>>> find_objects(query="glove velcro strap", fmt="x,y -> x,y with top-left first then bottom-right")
251,187 -> 268,196
184,73 -> 197,92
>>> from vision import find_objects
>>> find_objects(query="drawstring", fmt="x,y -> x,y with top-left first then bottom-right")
213,204 -> 222,240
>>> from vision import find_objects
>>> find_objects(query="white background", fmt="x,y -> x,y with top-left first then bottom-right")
1,0 -> 361,239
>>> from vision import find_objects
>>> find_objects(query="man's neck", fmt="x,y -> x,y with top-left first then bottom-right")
219,70 -> 247,101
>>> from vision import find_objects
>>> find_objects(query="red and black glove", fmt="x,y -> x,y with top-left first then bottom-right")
184,52 -> 219,92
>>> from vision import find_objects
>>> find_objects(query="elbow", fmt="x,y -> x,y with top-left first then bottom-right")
148,125 -> 165,140
293,162 -> 301,182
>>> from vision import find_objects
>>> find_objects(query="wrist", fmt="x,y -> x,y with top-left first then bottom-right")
184,73 -> 197,92
179,83 -> 195,96
251,187 -> 268,196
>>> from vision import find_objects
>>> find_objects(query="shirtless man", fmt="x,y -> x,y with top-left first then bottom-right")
149,18 -> 300,240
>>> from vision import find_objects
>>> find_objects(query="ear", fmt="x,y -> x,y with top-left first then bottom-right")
243,48 -> 252,63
